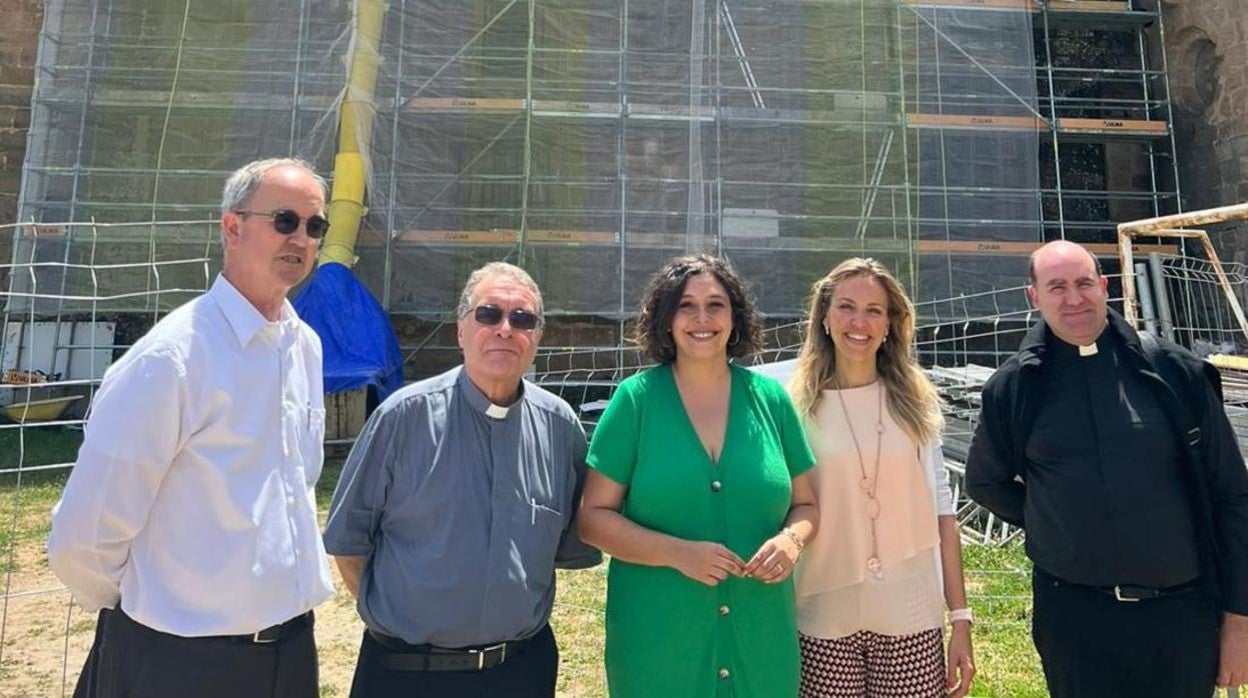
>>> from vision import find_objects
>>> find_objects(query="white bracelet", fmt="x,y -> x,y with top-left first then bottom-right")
948,607 -> 974,625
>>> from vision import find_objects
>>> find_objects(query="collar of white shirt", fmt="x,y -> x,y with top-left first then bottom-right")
208,274 -> 298,347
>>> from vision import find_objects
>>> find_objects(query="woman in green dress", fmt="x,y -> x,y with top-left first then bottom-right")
578,254 -> 819,697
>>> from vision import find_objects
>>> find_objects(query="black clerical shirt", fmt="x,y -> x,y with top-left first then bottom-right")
1023,333 -> 1202,588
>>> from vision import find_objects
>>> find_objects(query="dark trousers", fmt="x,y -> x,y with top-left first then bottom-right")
348,624 -> 558,698
73,608 -> 318,698
1031,569 -> 1219,698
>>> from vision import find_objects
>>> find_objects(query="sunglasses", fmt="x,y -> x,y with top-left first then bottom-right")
472,304 -> 541,331
233,209 -> 330,240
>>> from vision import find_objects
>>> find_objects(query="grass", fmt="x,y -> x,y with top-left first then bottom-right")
0,423 -> 77,577
0,423 -> 83,471
2,439 -> 1047,696
318,459 -> 1047,696
961,545 -> 1046,697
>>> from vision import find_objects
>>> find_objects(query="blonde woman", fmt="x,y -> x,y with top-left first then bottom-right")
788,258 -> 974,698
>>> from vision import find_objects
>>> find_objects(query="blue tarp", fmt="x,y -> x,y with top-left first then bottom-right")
294,262 -> 404,400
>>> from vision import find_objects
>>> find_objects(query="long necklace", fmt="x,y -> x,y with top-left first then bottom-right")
832,377 -> 885,580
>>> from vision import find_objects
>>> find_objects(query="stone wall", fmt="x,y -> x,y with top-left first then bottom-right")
1158,0 -> 1248,259
0,0 -> 43,273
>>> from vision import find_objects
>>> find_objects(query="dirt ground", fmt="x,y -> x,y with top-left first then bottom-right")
0,527 -> 607,697
0,558 -> 362,697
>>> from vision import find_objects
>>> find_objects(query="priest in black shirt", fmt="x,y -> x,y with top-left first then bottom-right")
966,240 -> 1248,697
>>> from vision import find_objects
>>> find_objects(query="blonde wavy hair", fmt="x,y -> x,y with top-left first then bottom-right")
788,258 -> 943,446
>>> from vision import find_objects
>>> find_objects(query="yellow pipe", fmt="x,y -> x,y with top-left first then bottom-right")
319,0 -> 388,268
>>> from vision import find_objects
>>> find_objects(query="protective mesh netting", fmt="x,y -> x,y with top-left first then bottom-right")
13,0 -> 1040,321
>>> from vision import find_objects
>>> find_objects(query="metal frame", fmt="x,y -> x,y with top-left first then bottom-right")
1117,203 -> 1248,341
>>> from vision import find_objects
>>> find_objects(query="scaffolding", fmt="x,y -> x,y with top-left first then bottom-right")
0,3 -> 1220,693
8,0 -> 1184,370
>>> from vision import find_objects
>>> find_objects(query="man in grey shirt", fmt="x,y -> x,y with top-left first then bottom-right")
324,261 -> 600,698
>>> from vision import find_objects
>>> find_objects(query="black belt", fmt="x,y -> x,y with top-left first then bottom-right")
110,608 -> 312,645
367,629 -> 532,672
215,611 -> 313,644
1036,568 -> 1202,602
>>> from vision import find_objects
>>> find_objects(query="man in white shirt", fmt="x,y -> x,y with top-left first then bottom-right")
47,158 -> 336,698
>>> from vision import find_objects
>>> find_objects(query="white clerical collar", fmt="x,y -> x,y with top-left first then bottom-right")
1078,342 -> 1098,357
456,367 -> 524,420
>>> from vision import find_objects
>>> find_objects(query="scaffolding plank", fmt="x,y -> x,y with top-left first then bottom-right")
719,105 -> 897,126
394,231 -> 1179,258
906,114 -> 1047,131
397,229 -> 619,245
903,0 -> 1131,10
531,230 -> 617,244
530,100 -> 620,117
903,0 -> 1033,8
1044,6 -> 1157,29
395,230 -> 903,252
399,98 -> 893,127
398,230 -> 519,244
906,114 -> 1170,137
404,97 -> 525,112
1057,118 -> 1169,136
918,240 -> 1177,256
626,103 -> 716,121
1048,1 -> 1131,11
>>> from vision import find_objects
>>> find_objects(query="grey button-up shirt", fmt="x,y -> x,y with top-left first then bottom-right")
323,366 -> 600,646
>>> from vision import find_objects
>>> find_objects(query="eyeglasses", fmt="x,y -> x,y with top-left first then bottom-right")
471,304 -> 541,331
232,209 -> 330,240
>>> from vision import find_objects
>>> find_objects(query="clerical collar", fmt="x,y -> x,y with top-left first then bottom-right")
1051,338 -> 1101,358
456,366 -> 524,420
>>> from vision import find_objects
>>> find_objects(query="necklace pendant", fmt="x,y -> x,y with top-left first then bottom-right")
865,497 -> 880,520
858,478 -> 871,494
875,422 -> 884,434
866,556 -> 882,577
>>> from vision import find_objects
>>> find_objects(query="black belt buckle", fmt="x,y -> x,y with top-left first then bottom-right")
471,642 -> 507,670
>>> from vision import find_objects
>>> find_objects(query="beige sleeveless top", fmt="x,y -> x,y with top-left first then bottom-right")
794,382 -> 944,638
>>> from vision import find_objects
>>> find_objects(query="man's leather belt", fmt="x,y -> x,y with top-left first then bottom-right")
1102,580 -> 1201,602
368,629 -> 527,672
1038,568 -> 1201,602
197,611 -> 312,644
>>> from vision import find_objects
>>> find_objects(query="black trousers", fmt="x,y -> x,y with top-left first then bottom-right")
73,608 -> 318,698
1031,569 -> 1219,698
348,624 -> 558,698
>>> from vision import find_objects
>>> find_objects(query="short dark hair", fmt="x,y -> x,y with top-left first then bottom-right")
633,254 -> 763,364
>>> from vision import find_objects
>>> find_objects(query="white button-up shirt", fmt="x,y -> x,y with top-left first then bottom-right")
48,275 -> 334,636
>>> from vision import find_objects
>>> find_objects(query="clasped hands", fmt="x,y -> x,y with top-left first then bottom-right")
672,532 -> 801,587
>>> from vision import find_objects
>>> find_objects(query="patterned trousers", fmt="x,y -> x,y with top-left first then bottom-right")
799,628 -> 945,698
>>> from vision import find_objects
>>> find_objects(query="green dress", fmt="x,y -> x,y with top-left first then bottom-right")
587,363 -> 816,698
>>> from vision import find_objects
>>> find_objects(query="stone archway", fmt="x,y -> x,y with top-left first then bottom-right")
1168,25 -> 1222,120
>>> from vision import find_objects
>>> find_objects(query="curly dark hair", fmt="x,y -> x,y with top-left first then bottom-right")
633,254 -> 764,364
